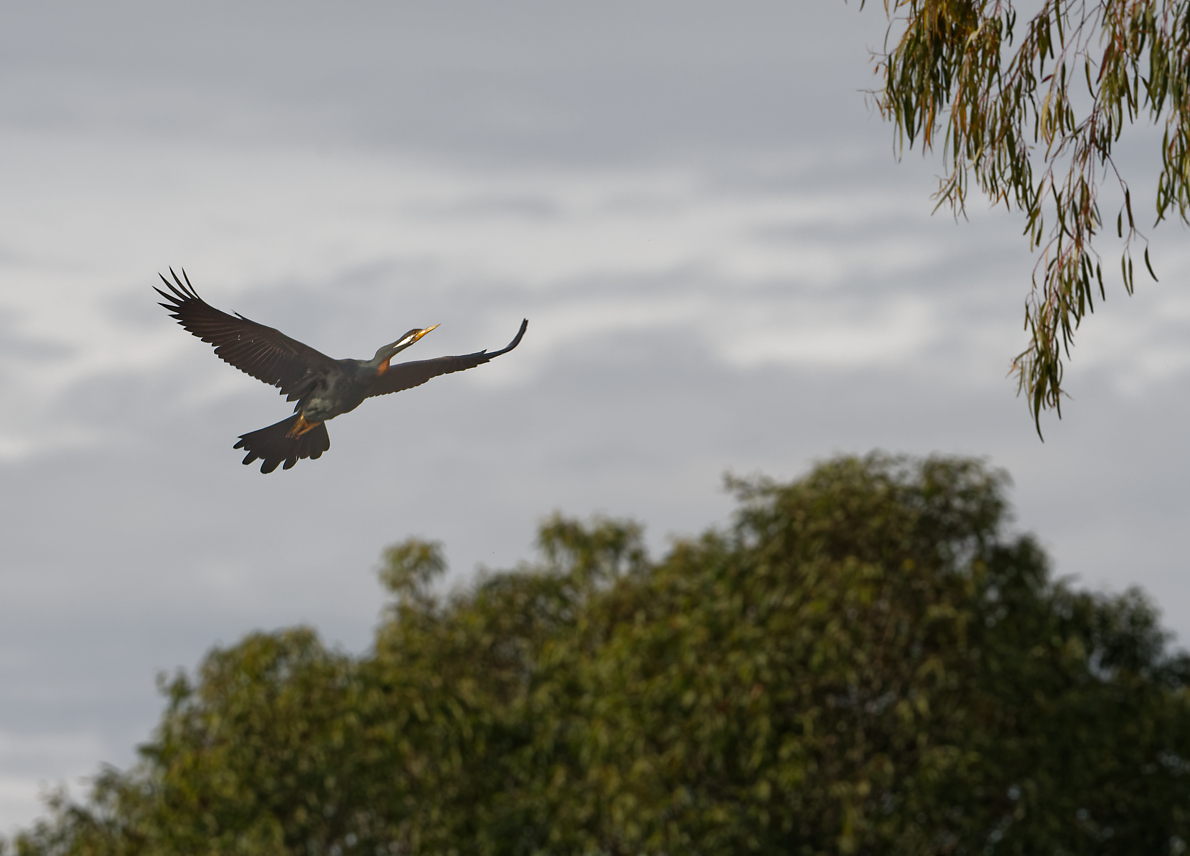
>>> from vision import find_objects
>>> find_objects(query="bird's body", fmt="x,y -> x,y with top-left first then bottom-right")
156,269 -> 527,472
296,357 -> 386,422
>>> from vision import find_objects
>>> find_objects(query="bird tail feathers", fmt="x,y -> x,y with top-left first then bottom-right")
234,415 -> 330,474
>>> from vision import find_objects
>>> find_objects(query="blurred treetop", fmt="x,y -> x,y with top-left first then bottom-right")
866,0 -> 1189,432
8,454 -> 1190,854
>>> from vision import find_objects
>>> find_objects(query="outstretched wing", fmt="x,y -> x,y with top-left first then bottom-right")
156,268 -> 338,401
367,319 -> 528,398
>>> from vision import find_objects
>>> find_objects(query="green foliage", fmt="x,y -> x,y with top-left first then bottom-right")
864,0 -> 1190,431
379,538 -> 448,607
8,454 -> 1190,854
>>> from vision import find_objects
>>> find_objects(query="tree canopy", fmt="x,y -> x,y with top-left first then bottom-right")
7,454 -> 1190,854
865,0 -> 1190,431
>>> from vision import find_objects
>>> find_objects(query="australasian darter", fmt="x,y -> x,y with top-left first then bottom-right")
156,269 -> 527,473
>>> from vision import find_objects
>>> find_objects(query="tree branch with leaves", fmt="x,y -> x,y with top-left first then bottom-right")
865,0 -> 1189,432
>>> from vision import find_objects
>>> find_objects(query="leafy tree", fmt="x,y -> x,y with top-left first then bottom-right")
863,0 -> 1190,430
8,454 -> 1190,854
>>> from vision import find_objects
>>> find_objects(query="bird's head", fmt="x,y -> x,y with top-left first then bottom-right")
374,325 -> 438,365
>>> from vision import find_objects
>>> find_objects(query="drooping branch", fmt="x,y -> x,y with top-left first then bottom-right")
866,0 -> 1189,433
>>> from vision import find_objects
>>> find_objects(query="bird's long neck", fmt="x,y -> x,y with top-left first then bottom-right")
365,349 -> 402,374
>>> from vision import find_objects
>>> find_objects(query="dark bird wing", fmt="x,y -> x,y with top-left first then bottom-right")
367,319 -> 528,398
156,268 -> 338,401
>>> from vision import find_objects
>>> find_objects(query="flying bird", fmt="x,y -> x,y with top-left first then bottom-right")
156,269 -> 527,473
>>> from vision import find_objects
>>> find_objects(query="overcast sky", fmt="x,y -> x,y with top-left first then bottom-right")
2,1 -> 1188,834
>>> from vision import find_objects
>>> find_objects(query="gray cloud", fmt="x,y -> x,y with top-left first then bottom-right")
0,2 -> 889,162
